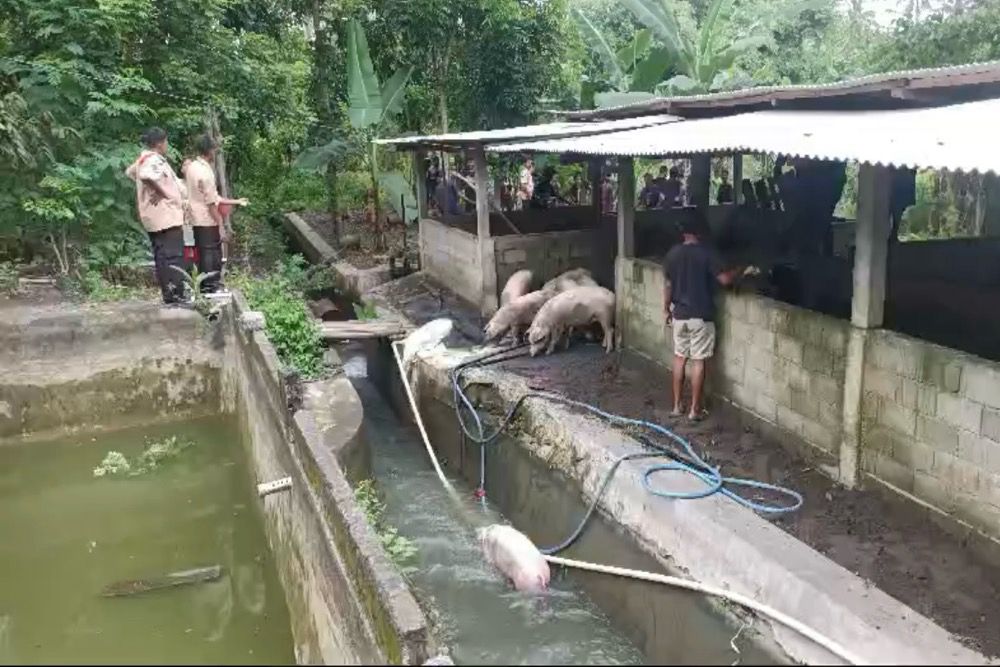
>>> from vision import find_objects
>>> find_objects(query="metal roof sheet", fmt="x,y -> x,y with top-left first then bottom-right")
488,98 -> 1000,175
566,60 -> 1000,120
377,115 -> 680,150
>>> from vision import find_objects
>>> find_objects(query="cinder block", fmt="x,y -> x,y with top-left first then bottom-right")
802,345 -> 832,375
775,334 -> 804,363
810,373 -> 842,406
880,399 -> 917,437
872,452 -> 915,492
863,366 -> 897,399
745,298 -> 768,327
817,398 -> 842,428
982,407 -> 1000,442
914,472 -> 958,512
916,416 -> 959,454
937,392 -> 984,433
777,404 -> 806,437
861,390 -> 881,422
891,440 -> 935,473
957,430 -> 993,469
723,295 -> 748,322
824,325 -> 848,353
754,392 -> 778,422
789,390 -> 820,421
952,493 -> 1000,534
962,362 -> 1000,409
934,450 -> 981,490
802,417 -> 836,452
770,308 -> 792,335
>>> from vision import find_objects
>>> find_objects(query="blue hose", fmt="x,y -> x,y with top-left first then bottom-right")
449,345 -> 803,554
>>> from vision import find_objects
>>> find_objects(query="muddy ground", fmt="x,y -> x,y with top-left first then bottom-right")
368,273 -> 1000,658
298,210 -> 419,270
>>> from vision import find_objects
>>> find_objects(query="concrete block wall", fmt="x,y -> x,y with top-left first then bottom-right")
494,227 -> 616,294
860,329 -> 1000,534
419,218 -> 481,306
617,257 -> 849,461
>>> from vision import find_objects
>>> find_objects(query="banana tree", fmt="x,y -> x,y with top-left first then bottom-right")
618,0 -> 822,95
571,7 -> 672,109
296,19 -> 416,247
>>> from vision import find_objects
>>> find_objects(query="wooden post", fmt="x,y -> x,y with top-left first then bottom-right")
689,154 -> 711,209
839,162 -> 892,488
472,146 -> 498,315
412,150 -> 428,220
851,163 -> 892,329
207,109 -> 230,199
732,153 -> 743,205
589,157 -> 603,217
617,157 -> 635,259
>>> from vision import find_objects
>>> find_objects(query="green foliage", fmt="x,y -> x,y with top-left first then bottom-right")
353,301 -> 379,320
0,261 -> 19,295
93,435 -> 194,478
354,479 -> 418,574
876,0 -> 1000,71
231,257 -> 326,379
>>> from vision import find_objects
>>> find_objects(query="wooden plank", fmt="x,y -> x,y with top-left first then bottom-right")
319,320 -> 410,340
101,565 -> 222,598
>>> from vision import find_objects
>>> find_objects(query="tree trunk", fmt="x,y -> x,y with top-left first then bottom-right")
311,0 -> 340,236
370,136 -> 383,251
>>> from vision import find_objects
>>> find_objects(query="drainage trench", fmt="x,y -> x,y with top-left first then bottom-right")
338,340 -> 778,665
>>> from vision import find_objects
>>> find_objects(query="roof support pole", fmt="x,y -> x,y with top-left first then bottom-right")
839,162 -> 892,488
589,157 -> 603,219
617,157 -> 635,259
732,153 -> 743,205
412,150 -> 428,220
689,154 -> 711,209
472,146 -> 498,316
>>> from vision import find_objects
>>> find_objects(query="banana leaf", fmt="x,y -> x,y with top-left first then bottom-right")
630,46 -> 672,92
381,66 -> 414,119
347,19 -> 382,129
380,171 -> 419,223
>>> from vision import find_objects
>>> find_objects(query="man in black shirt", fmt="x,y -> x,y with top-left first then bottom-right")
664,215 -> 741,420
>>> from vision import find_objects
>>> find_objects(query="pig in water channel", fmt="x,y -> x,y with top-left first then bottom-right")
477,524 -> 551,593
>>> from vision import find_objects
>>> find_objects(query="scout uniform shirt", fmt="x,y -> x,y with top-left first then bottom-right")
125,150 -> 186,233
184,156 -> 222,227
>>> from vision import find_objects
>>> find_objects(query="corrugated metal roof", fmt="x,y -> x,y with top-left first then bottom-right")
489,98 -> 1000,175
566,60 -> 1000,120
377,115 -> 680,150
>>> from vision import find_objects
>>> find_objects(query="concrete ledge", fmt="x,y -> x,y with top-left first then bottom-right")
283,212 -> 392,299
225,292 -> 430,664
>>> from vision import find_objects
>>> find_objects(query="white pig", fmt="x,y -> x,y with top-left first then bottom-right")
542,267 -> 597,293
477,524 -> 550,593
527,285 -> 615,356
483,289 -> 554,343
500,269 -> 534,306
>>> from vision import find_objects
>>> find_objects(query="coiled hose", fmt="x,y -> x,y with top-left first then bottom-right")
450,344 -> 803,557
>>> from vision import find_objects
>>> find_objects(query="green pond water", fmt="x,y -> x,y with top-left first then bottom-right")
0,416 -> 294,665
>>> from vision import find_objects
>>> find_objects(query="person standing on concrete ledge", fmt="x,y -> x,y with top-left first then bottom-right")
125,127 -> 187,305
664,214 -> 741,421
182,134 -> 248,294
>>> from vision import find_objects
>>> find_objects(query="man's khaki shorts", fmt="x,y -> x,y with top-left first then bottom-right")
672,318 -> 716,360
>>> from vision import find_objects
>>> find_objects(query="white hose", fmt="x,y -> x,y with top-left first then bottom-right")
390,341 -> 460,500
543,555 -> 865,667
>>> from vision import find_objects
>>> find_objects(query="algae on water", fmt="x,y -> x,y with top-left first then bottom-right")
93,436 -> 194,478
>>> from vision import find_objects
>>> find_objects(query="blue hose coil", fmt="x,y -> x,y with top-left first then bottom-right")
449,345 -> 803,554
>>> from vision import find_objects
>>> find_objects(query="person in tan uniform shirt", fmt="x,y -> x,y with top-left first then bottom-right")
125,127 -> 187,304
182,134 -> 247,294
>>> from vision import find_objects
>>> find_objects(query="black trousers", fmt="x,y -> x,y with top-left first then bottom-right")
148,226 -> 185,303
193,225 -> 222,293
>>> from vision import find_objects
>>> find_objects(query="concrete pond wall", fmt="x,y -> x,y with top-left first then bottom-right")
615,255 -> 1000,547
0,300 -> 431,664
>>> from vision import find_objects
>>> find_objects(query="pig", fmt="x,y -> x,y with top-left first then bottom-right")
527,285 -> 615,356
483,289 -> 555,343
477,524 -> 550,593
500,269 -> 534,306
541,267 -> 597,293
